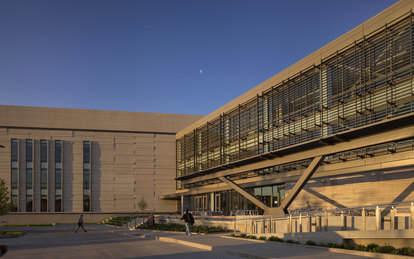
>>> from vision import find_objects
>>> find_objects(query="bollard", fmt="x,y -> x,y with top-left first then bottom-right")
316,216 -> 321,232
376,206 -> 381,230
411,203 -> 414,229
270,218 -> 273,233
340,212 -> 346,230
234,218 -> 237,236
391,207 -> 396,230
362,207 -> 366,231
324,211 -> 328,231
307,215 -> 311,232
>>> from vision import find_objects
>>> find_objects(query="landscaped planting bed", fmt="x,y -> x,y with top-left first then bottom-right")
230,234 -> 414,256
139,223 -> 226,233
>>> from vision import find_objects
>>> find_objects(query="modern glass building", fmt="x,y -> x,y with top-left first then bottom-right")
172,0 -> 414,215
2,0 -> 414,223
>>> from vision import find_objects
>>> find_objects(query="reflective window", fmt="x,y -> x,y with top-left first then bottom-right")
26,140 -> 33,212
26,140 -> 32,162
41,140 -> 47,162
83,141 -> 91,212
11,139 -> 18,212
11,139 -> 18,162
26,168 -> 32,212
55,141 -> 62,163
83,142 -> 90,163
55,140 -> 62,212
40,140 -> 48,212
193,183 -> 286,215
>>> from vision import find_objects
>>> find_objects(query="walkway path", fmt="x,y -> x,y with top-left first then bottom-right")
136,229 -> 372,259
0,225 -> 408,258
0,225 -> 237,259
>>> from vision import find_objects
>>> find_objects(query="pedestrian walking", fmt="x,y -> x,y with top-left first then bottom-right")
75,215 -> 87,233
180,209 -> 194,236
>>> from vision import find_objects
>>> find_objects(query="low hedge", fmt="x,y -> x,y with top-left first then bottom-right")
231,235 -> 414,256
139,223 -> 226,233
105,216 -> 138,226
0,231 -> 23,238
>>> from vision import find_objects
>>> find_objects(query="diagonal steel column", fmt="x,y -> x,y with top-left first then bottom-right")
278,155 -> 326,214
218,176 -> 269,212
220,155 -> 325,215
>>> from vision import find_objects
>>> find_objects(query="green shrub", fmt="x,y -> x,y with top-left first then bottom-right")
319,243 -> 326,247
230,233 -> 235,237
340,242 -> 351,250
240,233 -> 247,238
0,231 -> 23,237
139,223 -> 225,233
268,236 -> 283,242
247,235 -> 257,239
305,240 -> 316,246
376,245 -> 397,254
327,243 -> 338,248
366,243 -> 379,252
355,244 -> 367,251
286,239 -> 299,244
398,247 -> 414,256
258,236 -> 266,240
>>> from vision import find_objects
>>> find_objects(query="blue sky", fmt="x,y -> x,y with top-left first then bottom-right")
0,0 -> 399,115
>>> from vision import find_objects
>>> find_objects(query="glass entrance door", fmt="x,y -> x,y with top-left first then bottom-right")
214,193 -> 221,211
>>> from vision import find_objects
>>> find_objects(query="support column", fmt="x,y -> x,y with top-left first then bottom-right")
391,207 -> 396,230
276,155 -> 326,214
324,211 -> 328,231
410,203 -> 414,229
376,206 -> 382,230
219,155 -> 325,215
181,195 -> 191,214
362,207 -> 366,231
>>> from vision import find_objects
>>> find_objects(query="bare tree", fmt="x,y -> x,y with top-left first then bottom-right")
0,179 -> 11,215
137,197 -> 148,212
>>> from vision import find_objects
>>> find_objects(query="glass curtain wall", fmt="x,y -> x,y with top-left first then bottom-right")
177,13 -> 414,181
189,184 -> 285,215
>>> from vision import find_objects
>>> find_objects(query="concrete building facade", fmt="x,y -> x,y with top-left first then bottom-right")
0,105 -> 202,215
172,0 -> 414,215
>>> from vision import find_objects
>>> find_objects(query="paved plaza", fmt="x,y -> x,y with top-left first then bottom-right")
0,225 -> 238,259
0,225 -> 373,258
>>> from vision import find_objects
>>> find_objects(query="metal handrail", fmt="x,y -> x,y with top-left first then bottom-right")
236,200 -> 414,221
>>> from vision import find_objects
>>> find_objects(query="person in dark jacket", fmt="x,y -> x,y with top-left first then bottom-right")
75,215 -> 87,233
180,209 -> 194,236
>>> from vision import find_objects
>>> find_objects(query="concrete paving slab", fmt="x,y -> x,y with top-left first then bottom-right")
0,225 -> 239,259
132,230 -> 413,259
1,225 -> 411,259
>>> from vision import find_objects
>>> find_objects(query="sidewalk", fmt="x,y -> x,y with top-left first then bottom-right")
133,229 -> 412,259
